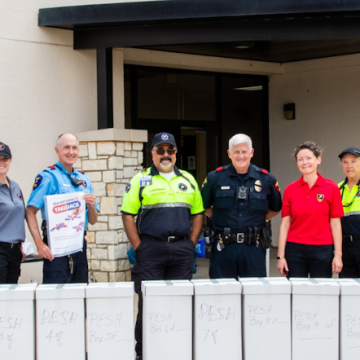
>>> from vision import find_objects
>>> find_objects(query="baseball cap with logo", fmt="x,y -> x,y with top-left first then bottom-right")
0,142 -> 12,159
151,133 -> 177,148
338,147 -> 360,159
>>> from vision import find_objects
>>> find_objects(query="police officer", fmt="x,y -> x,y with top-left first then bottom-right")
338,147 -> 360,277
26,133 -> 99,283
121,132 -> 204,360
201,133 -> 282,278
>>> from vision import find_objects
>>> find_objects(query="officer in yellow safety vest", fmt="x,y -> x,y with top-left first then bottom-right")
338,147 -> 360,277
121,132 -> 204,360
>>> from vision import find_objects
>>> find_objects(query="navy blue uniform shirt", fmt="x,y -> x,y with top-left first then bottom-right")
201,163 -> 282,232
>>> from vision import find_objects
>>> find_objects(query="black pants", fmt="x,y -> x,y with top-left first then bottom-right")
339,240 -> 360,278
285,242 -> 334,278
0,242 -> 22,284
132,237 -> 195,357
209,241 -> 266,279
42,239 -> 88,284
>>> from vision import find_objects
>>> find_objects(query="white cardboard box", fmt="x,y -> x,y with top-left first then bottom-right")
142,280 -> 193,360
337,278 -> 360,360
86,282 -> 135,360
191,279 -> 242,360
0,283 -> 37,360
36,283 -> 87,360
240,277 -> 291,360
290,278 -> 340,360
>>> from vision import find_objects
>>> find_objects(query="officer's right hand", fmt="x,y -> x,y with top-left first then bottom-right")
37,242 -> 54,261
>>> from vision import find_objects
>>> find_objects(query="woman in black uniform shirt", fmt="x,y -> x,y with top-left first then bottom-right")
0,143 -> 26,283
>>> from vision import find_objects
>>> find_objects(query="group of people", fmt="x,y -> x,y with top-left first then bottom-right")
120,132 -> 360,360
1,131 -> 360,360
0,133 -> 98,284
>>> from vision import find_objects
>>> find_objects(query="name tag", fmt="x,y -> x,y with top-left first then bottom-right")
63,184 -> 71,187
140,176 -> 152,187
221,186 -> 230,190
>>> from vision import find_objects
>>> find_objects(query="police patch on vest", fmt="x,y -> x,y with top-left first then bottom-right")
0,143 -> 5,151
274,181 -> 281,193
32,175 -> 42,191
80,180 -> 87,187
317,194 -> 325,202
202,177 -> 207,189
125,183 -> 131,193
179,183 -> 188,191
161,133 -> 169,141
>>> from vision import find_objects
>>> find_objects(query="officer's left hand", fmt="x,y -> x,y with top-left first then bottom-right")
83,193 -> 96,207
332,255 -> 343,274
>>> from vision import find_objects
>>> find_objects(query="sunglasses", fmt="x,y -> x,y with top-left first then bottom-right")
69,176 -> 82,187
154,148 -> 176,155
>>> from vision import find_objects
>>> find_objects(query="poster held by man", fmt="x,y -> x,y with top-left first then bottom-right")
45,192 -> 86,257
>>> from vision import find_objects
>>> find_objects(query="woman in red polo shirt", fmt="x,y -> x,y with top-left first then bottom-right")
277,141 -> 343,278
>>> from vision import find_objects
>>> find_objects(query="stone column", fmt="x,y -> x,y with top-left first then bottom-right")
75,139 -> 144,282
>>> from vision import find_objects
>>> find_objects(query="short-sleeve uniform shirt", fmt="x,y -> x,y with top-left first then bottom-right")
121,164 -> 204,238
282,174 -> 344,245
201,163 -> 282,232
27,162 -> 99,229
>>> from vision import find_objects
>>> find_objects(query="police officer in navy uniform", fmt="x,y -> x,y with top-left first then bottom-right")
26,133 -> 99,283
121,132 -> 204,360
201,133 -> 282,278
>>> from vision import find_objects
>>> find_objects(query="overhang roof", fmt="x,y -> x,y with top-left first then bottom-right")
39,0 -> 360,63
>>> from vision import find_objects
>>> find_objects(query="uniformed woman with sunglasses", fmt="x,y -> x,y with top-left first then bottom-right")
338,147 -> 360,277
0,142 -> 26,283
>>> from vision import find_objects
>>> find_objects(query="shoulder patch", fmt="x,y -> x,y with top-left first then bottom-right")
78,170 -> 85,174
274,181 -> 281,193
202,177 -> 208,189
125,183 -> 131,193
32,175 -> 43,191
48,165 -> 56,170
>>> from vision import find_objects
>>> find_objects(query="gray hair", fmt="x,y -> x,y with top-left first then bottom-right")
229,134 -> 252,151
56,133 -> 79,147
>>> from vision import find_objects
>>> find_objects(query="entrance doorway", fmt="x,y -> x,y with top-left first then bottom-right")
124,65 -> 269,183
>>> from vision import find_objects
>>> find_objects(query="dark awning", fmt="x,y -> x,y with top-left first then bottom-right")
39,0 -> 360,62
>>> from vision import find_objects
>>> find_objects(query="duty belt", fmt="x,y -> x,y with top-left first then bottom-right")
343,235 -> 360,243
216,231 -> 249,244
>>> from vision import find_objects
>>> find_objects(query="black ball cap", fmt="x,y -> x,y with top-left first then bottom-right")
0,142 -> 12,159
338,147 -> 360,159
152,132 -> 177,148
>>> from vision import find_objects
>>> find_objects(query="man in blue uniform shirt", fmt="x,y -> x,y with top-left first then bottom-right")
26,133 -> 98,283
201,133 -> 282,278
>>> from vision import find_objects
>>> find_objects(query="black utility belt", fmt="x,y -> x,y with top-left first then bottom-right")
146,235 -> 188,243
343,235 -> 360,243
215,231 -> 249,244
0,241 -> 21,249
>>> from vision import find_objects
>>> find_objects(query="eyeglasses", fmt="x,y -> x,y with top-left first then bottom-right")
154,148 -> 176,155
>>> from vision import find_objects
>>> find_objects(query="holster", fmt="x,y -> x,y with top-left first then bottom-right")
260,223 -> 272,249
253,226 -> 260,246
203,225 -> 214,259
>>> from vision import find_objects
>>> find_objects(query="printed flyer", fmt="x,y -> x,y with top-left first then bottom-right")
45,192 -> 86,257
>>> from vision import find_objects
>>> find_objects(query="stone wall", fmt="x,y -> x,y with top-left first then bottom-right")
75,140 -> 143,282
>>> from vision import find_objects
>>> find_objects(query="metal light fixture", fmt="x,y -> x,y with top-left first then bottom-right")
284,103 -> 295,120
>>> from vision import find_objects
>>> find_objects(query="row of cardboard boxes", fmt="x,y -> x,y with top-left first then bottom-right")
1,277 -> 360,360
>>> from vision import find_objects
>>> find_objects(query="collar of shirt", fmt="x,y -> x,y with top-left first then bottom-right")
227,163 -> 257,180
298,173 -> 326,188
150,163 -> 182,177
55,161 -> 80,177
0,176 -> 11,188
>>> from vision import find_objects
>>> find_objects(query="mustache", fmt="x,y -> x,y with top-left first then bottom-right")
160,157 -> 172,162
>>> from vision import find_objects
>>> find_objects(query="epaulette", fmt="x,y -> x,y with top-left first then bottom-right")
78,170 -> 85,174
216,166 -> 226,172
48,165 -> 56,170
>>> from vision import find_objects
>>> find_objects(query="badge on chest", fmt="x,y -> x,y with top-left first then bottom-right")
140,175 -> 152,187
